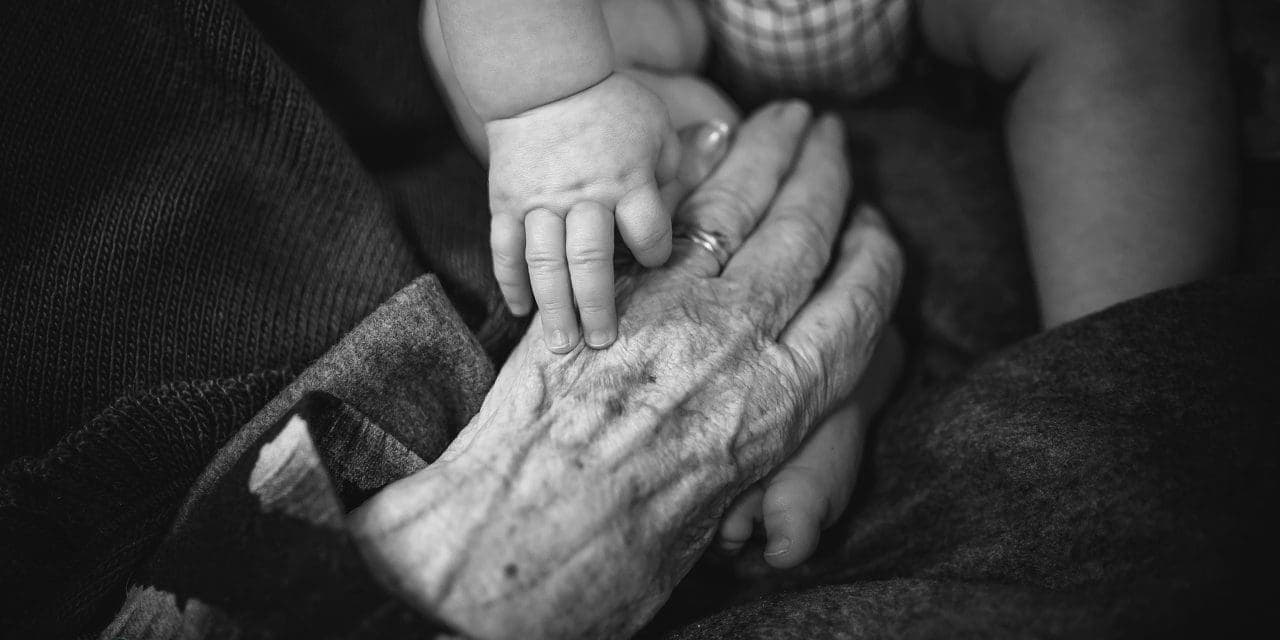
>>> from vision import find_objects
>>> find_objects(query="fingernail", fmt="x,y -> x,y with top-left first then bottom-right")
549,329 -> 571,351
587,330 -> 615,349
763,536 -> 791,557
719,539 -> 745,554
697,119 -> 731,153
781,100 -> 811,124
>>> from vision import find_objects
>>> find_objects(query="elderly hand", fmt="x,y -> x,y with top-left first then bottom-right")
349,101 -> 904,639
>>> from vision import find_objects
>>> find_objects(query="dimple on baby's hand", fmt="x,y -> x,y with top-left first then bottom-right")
485,73 -> 681,353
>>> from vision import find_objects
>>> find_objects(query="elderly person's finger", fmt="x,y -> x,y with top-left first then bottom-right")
525,209 -> 580,353
724,114 -> 853,331
659,120 -> 735,213
669,101 -> 812,276
781,205 -> 904,411
565,201 -> 618,349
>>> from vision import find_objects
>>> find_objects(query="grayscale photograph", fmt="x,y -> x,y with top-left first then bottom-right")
2,0 -> 1277,638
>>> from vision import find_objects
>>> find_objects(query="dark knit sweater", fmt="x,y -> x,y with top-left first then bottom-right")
0,0 -> 520,634
0,0 -> 518,463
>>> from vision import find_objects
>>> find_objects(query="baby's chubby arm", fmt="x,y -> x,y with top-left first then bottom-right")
435,0 -> 614,122
434,0 -> 683,352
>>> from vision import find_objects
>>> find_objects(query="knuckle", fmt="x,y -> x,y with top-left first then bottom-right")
846,283 -> 890,332
736,281 -> 789,332
681,183 -> 756,226
525,246 -> 565,272
539,301 -> 574,316
540,303 -> 573,316
494,270 -> 528,289
775,213 -> 831,267
532,290 -> 572,312
488,190 -> 522,218
491,244 -> 524,269
574,295 -> 613,314
566,243 -> 612,269
789,345 -> 828,390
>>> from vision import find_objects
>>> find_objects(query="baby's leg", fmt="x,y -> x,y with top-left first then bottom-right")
918,0 -> 1236,327
718,325 -> 903,568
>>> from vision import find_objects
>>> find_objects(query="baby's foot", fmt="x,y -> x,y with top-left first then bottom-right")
717,328 -> 902,568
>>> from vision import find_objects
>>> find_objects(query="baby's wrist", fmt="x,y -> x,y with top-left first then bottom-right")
482,70 -> 619,128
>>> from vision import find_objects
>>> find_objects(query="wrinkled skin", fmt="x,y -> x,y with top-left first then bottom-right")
349,104 -> 904,640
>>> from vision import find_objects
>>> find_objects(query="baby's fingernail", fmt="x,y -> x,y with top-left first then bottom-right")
587,330 -> 615,349
763,536 -> 792,557
549,329 -> 572,351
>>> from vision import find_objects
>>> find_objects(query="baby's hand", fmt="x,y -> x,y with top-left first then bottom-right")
485,73 -> 681,353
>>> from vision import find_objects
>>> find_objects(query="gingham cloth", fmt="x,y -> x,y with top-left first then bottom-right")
705,0 -> 912,99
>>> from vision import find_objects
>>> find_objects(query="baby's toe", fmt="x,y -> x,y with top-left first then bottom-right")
716,486 -> 762,554
761,467 -> 828,569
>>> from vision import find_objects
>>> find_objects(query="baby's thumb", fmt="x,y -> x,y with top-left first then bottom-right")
659,120 -> 733,213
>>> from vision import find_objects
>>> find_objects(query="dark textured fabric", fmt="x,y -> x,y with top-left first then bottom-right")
0,0 -> 519,463
0,0 -> 517,636
104,393 -> 451,640
654,277 -> 1280,639
0,368 -> 296,635
104,274 -> 495,639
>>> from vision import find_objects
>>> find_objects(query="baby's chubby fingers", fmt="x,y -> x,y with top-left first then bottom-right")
525,209 -> 580,353
616,181 -> 672,268
566,201 -> 618,349
491,214 -> 533,316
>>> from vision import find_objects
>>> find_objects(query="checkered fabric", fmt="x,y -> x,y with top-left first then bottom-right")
705,0 -> 912,100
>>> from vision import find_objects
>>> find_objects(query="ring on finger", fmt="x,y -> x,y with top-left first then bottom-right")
673,223 -> 733,274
